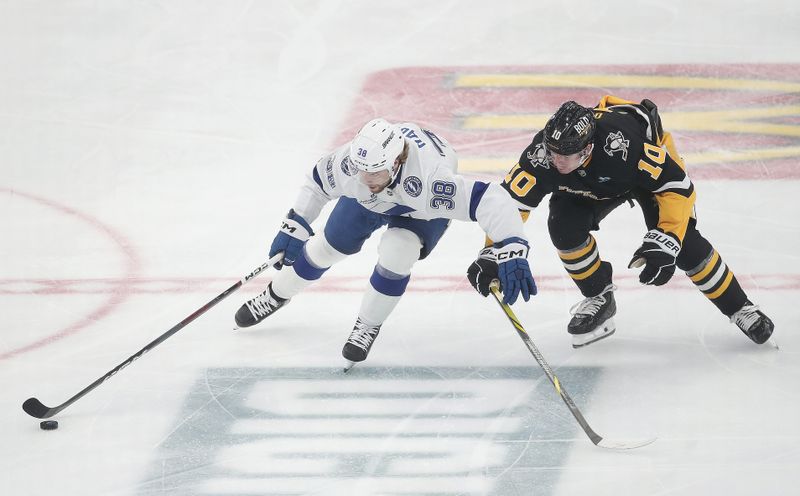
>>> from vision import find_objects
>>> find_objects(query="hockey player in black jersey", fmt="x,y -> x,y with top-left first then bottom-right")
468,96 -> 774,348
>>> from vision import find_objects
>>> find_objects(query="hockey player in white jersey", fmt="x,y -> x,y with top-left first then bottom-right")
235,118 -> 536,366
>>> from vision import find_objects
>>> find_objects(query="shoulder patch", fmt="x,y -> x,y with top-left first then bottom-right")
340,156 -> 357,176
526,143 -> 551,169
403,175 -> 423,197
603,131 -> 630,161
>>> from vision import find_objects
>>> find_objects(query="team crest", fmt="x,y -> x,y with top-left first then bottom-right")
604,131 -> 630,161
340,156 -> 357,176
403,176 -> 423,197
526,143 -> 551,169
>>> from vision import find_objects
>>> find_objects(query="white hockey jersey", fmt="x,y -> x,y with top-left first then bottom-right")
292,122 -> 527,243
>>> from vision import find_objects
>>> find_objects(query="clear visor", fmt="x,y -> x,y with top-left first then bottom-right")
547,143 -> 593,173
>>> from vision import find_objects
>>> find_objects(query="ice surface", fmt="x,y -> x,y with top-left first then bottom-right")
1,2 -> 799,495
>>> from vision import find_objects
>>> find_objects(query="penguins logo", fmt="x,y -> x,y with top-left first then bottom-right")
604,131 -> 630,161
526,143 -> 551,169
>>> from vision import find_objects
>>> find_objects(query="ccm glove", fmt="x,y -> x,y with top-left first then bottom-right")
467,237 -> 537,305
628,228 -> 680,286
269,209 -> 314,269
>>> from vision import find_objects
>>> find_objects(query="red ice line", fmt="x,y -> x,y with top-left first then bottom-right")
0,188 -> 141,361
1,273 -> 798,295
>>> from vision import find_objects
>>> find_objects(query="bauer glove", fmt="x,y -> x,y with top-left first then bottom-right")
269,209 -> 313,269
467,237 -> 537,305
628,228 -> 680,286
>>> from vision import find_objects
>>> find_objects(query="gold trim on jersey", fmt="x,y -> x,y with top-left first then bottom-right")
659,132 -> 687,170
655,190 -> 696,242
596,95 -> 636,110
598,95 -> 697,242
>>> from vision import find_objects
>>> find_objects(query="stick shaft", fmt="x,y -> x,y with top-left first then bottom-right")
22,255 -> 281,419
489,287 -> 603,445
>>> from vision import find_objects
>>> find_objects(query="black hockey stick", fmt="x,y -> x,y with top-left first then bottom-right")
490,285 -> 656,450
22,254 -> 283,419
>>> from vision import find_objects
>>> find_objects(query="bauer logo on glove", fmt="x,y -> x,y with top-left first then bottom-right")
641,229 -> 680,255
629,229 -> 680,286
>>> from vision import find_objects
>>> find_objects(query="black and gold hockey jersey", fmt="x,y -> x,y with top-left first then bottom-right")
502,96 -> 697,242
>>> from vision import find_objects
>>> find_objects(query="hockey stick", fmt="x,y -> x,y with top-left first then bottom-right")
22,254 -> 283,419
489,285 -> 656,450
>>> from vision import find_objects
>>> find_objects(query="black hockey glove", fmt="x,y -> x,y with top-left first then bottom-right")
269,209 -> 314,270
628,229 -> 680,286
467,249 -> 498,297
467,237 -> 537,305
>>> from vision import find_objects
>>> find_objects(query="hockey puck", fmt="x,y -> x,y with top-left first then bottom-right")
39,420 -> 58,430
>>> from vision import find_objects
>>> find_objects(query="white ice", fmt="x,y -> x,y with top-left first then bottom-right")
1,1 -> 799,495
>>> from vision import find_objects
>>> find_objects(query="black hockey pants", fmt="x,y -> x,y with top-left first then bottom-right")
547,190 -> 747,316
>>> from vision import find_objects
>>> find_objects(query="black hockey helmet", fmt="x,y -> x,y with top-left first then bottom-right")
543,101 -> 596,155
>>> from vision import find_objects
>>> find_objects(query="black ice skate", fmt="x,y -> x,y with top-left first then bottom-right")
234,284 -> 289,328
730,301 -> 774,345
342,318 -> 382,371
568,284 -> 617,348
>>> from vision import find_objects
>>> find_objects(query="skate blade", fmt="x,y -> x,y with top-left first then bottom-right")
572,320 -> 616,349
343,360 -> 357,373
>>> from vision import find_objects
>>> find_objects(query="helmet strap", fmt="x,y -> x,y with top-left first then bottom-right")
388,160 -> 403,187
578,143 -> 594,165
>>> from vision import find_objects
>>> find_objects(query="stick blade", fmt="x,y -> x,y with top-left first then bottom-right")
22,397 -> 54,419
596,436 -> 657,450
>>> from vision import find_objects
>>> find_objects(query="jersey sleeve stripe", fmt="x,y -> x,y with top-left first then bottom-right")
652,176 -> 692,193
469,181 -> 490,221
655,190 -> 696,241
312,166 -> 325,192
